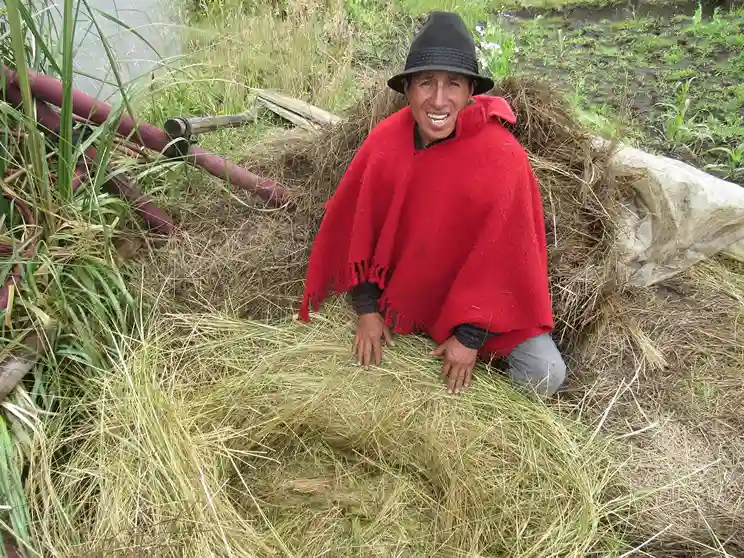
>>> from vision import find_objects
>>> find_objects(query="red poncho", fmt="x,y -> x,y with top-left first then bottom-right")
299,95 -> 554,356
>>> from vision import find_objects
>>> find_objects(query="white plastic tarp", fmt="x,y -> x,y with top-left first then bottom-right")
603,140 -> 744,286
723,239 -> 744,263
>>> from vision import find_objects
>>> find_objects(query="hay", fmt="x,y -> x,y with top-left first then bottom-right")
570,258 -> 744,555
26,303 -> 635,556
133,76 -> 744,553
149,77 -> 623,356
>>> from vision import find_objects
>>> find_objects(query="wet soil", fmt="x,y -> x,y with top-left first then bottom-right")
510,0 -> 734,22
495,0 -> 744,184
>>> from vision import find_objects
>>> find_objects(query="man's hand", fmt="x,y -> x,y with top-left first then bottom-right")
353,313 -> 395,366
432,336 -> 477,394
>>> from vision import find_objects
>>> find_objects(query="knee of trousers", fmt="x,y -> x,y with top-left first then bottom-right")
538,356 -> 567,397
510,351 -> 567,398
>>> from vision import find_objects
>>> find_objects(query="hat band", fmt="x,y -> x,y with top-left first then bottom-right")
404,47 -> 479,75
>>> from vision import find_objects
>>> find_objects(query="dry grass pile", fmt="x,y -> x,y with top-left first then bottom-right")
149,77 -> 624,355
568,258 -> 744,556
135,74 -> 744,554
25,303 -> 636,557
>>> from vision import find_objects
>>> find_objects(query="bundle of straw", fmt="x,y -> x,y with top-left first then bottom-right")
25,303 -> 635,556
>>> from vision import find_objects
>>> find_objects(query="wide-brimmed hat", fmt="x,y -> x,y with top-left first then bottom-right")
387,11 -> 494,95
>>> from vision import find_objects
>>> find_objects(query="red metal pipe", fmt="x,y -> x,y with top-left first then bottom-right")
2,78 -> 62,135
72,163 -> 88,191
3,541 -> 23,558
1,79 -> 175,309
1,79 -> 175,234
188,145 -> 290,204
92,157 -> 176,235
1,82 -> 44,309
2,65 -> 293,207
0,196 -> 37,310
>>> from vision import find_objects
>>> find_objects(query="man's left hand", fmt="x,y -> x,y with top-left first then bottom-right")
431,336 -> 477,394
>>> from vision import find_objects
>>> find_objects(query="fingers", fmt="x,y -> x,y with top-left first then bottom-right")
439,359 -> 451,381
442,364 -> 474,395
431,344 -> 445,357
362,338 -> 372,367
453,366 -> 466,394
357,337 -> 382,367
447,366 -> 461,394
356,340 -> 365,366
372,337 -> 382,367
383,325 -> 395,347
443,362 -> 465,395
355,337 -> 367,366
436,350 -> 460,395
463,364 -> 473,390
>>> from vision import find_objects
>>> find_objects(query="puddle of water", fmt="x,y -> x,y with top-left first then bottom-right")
47,0 -> 181,102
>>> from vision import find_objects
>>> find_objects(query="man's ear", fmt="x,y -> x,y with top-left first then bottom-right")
403,78 -> 412,101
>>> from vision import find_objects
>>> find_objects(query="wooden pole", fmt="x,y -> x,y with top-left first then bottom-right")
164,109 -> 259,138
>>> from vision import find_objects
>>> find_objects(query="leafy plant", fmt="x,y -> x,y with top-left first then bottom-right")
693,2 -> 702,25
704,143 -> 744,181
656,78 -> 713,147
1,1 -> 157,554
474,19 -> 517,81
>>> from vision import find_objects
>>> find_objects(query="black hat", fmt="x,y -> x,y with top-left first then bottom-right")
388,11 -> 494,95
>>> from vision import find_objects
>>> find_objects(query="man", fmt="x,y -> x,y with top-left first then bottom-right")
299,11 -> 567,398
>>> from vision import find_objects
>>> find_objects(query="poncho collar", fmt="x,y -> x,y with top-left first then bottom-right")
404,94 -> 517,149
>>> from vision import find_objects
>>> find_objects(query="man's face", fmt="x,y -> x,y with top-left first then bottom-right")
405,71 -> 474,146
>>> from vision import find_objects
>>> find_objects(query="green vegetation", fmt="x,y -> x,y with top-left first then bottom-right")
509,4 -> 744,182
0,0 -> 148,552
139,0 -> 410,149
144,0 -> 744,183
1,0 -> 743,555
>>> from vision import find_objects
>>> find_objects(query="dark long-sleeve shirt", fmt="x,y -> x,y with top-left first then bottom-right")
348,122 -> 497,351
350,282 -> 495,349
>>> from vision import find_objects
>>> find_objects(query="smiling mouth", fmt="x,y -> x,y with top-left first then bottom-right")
427,112 -> 450,128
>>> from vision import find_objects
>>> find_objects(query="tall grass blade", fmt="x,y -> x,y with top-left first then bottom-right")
5,0 -> 50,212
91,7 -> 165,62
12,1 -> 63,76
0,417 -> 32,554
57,0 -> 77,201
80,0 -> 144,144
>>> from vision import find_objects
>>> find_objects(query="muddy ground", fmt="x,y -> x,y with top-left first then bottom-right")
497,0 -> 743,184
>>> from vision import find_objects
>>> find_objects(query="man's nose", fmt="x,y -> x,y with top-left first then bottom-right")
431,82 -> 447,108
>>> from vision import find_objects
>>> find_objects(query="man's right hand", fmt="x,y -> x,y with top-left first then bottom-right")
353,313 -> 395,366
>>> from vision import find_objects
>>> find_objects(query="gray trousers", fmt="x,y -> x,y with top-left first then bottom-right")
505,333 -> 566,398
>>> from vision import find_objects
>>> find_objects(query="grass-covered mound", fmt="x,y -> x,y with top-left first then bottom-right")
569,258 -> 744,556
140,75 -> 744,554
25,303 -> 633,556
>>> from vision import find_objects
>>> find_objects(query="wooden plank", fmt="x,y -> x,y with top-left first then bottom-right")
257,97 -> 318,131
252,88 -> 341,127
